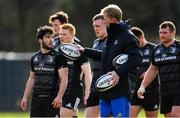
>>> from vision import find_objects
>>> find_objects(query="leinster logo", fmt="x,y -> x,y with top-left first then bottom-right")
114,40 -> 118,45
169,47 -> 176,54
144,49 -> 150,55
47,56 -> 54,63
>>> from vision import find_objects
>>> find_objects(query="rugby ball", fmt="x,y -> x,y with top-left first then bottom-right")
60,43 -> 81,60
112,54 -> 128,66
95,73 -> 113,92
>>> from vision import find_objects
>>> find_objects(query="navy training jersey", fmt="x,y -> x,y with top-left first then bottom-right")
31,49 -> 67,96
64,55 -> 89,96
84,23 -> 142,99
152,40 -> 180,95
91,37 -> 106,92
135,42 -> 159,94
53,37 -> 61,49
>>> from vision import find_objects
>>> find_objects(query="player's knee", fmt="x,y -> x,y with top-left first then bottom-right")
171,110 -> 180,117
171,106 -> 180,117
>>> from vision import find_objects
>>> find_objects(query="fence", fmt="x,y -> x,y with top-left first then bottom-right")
0,52 -> 33,111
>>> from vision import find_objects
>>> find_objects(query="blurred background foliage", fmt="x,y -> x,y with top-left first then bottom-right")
0,0 -> 180,52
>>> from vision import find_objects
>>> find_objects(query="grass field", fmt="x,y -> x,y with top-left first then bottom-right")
0,110 -> 164,117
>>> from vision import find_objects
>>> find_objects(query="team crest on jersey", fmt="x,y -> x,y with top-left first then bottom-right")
47,56 -> 54,63
169,47 -> 176,54
114,40 -> 118,45
144,49 -> 150,55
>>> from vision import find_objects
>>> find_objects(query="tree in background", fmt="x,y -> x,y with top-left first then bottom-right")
0,0 -> 179,52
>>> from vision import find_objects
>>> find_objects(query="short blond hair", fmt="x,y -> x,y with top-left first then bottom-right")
60,23 -> 76,35
101,4 -> 122,22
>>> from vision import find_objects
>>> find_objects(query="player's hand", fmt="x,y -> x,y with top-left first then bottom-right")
21,97 -> 27,111
52,96 -> 62,108
137,84 -> 145,99
108,71 -> 120,87
84,90 -> 90,105
75,43 -> 84,53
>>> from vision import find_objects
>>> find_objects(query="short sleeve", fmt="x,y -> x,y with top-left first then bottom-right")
55,54 -> 68,69
78,55 -> 89,66
151,47 -> 157,66
30,57 -> 35,72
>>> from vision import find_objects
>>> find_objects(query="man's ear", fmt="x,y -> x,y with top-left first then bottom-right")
38,39 -> 42,44
139,36 -> 144,41
111,18 -> 118,23
172,30 -> 176,35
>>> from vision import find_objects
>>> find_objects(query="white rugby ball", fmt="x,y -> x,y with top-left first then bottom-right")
60,43 -> 81,60
95,73 -> 113,92
112,54 -> 128,66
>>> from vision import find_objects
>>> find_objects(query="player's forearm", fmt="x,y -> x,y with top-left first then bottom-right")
57,78 -> 68,98
141,65 -> 158,88
23,77 -> 35,98
82,63 -> 92,93
84,75 -> 92,94
57,67 -> 68,98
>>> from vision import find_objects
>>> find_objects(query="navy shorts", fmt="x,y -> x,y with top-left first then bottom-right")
31,96 -> 59,117
131,91 -> 159,111
86,91 -> 100,108
62,94 -> 82,111
160,94 -> 180,114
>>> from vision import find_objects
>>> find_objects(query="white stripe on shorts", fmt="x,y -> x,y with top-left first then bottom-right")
73,97 -> 80,111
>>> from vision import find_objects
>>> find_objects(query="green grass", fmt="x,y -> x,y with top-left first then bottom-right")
0,110 -> 164,117
137,109 -> 164,118
0,111 -> 83,118
0,112 -> 29,118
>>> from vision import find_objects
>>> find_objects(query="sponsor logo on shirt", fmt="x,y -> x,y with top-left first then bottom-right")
34,66 -> 54,71
155,56 -> 177,62
67,61 -> 73,65
142,58 -> 150,63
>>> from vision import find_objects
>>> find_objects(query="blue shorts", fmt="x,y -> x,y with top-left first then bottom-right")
100,96 -> 130,117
